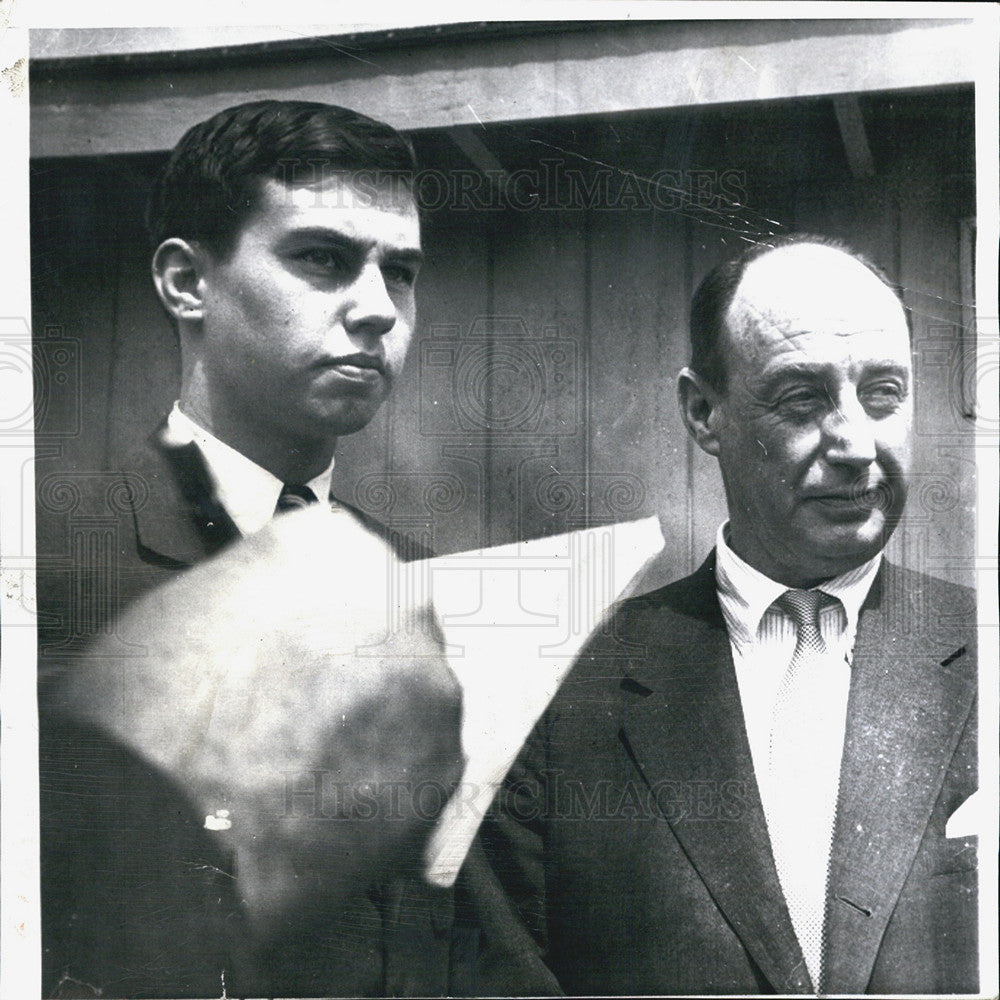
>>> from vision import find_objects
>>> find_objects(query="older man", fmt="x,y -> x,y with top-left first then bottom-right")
482,236 -> 978,995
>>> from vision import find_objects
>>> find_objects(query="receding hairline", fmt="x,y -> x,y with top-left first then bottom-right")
687,234 -> 911,394
718,241 -> 910,358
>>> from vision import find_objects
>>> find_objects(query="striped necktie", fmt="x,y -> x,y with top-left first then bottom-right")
768,587 -> 842,991
274,483 -> 319,516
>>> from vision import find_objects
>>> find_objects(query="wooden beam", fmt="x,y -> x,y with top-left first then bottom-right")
445,125 -> 512,203
447,125 -> 508,178
833,95 -> 875,179
30,19 -> 978,158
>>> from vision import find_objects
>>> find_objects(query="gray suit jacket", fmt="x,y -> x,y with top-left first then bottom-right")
481,552 -> 978,994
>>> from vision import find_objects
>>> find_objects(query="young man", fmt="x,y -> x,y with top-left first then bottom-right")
39,100 -> 462,998
483,237 -> 978,995
38,100 -> 428,641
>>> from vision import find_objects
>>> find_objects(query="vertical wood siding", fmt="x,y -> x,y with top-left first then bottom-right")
32,109 -> 976,589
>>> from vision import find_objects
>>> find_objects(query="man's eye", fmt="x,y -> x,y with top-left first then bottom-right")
382,263 -> 417,287
775,389 -> 824,414
297,248 -> 345,271
861,381 -> 906,411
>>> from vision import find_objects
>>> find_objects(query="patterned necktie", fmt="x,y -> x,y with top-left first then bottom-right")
768,588 -> 842,992
274,483 -> 319,516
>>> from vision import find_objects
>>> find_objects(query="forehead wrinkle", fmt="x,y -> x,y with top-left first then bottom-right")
728,296 -> 910,369
725,295 -> 813,374
730,294 -> 897,345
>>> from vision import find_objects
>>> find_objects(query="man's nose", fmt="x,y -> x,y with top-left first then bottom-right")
343,263 -> 396,338
822,392 -> 878,467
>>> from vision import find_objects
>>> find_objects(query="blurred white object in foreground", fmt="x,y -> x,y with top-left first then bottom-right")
422,516 -> 665,885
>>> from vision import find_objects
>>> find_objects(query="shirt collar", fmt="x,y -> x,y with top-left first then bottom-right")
165,403 -> 335,536
714,521 -> 882,650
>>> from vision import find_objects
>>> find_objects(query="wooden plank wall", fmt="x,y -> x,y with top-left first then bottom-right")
32,117 -> 976,591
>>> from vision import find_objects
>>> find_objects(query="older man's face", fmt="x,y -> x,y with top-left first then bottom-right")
708,243 -> 913,587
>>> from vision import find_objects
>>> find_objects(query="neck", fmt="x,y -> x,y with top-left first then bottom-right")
179,396 -> 335,484
724,523 -> 849,590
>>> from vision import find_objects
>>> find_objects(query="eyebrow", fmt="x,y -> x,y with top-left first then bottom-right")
278,226 -> 424,264
756,359 -> 911,392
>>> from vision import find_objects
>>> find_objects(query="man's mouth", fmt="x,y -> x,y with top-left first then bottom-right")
805,482 -> 892,512
812,494 -> 867,508
326,353 -> 387,379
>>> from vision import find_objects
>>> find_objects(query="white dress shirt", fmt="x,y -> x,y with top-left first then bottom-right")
713,523 -> 881,835
164,403 -> 335,536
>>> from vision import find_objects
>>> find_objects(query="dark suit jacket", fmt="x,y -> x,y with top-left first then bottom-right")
37,425 -> 468,998
37,422 -> 430,674
481,553 -> 978,995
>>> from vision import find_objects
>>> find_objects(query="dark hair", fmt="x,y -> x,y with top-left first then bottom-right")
688,234 -> 906,391
146,100 -> 418,257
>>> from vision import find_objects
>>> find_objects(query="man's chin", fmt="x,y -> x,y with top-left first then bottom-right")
809,516 -> 894,573
312,401 -> 385,438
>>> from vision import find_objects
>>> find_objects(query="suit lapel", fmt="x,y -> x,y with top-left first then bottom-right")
126,419 -> 432,566
618,556 -> 813,994
823,563 -> 977,994
126,422 -> 240,567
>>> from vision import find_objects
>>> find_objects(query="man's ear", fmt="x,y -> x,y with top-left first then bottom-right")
152,239 -> 206,323
677,367 -> 722,457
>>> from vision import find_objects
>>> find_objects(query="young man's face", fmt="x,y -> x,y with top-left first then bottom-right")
192,172 -> 422,454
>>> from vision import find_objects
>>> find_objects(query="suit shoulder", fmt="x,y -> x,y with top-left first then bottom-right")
882,561 -> 974,601
625,567 -> 719,615
549,566 -> 719,704
604,562 -> 722,642
879,562 -> 978,631
872,562 -> 978,678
